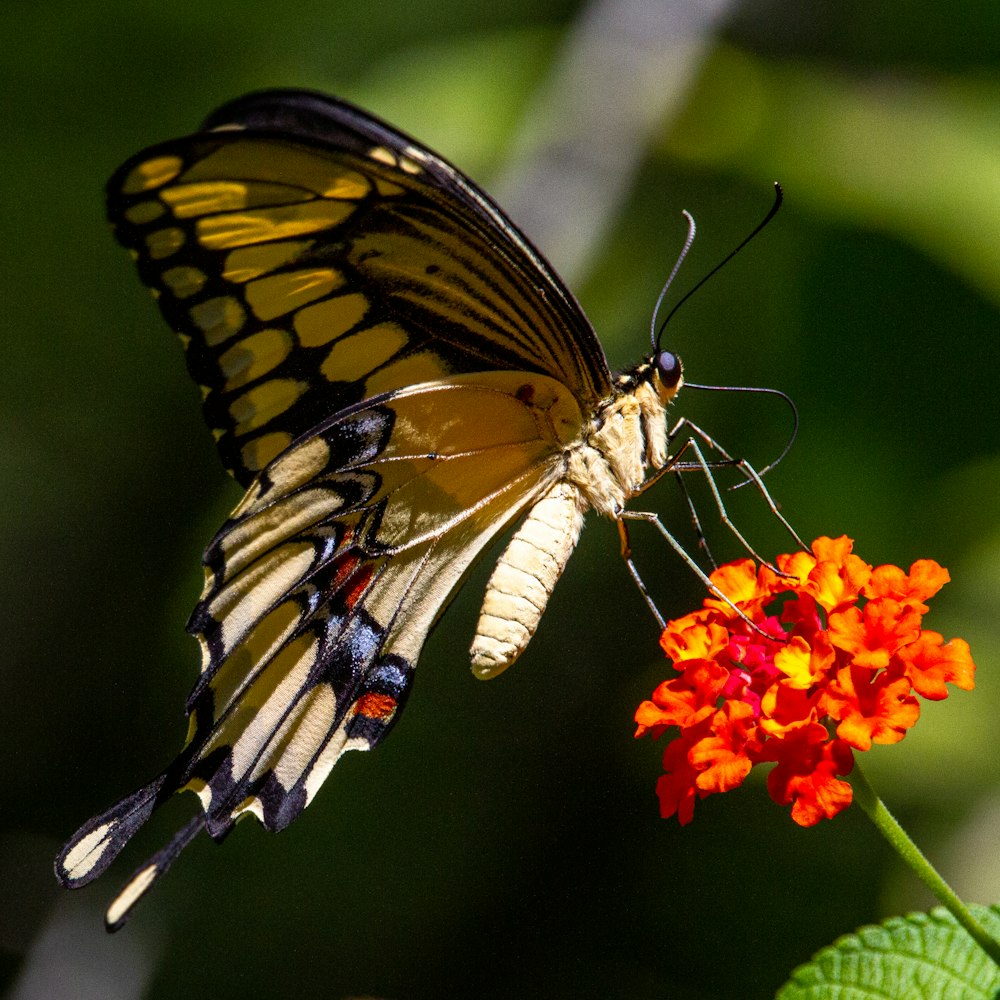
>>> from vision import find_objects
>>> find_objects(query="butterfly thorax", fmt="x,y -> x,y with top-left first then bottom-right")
470,354 -> 683,677
570,355 -> 683,517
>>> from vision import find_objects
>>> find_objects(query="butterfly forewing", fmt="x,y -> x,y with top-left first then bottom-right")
108,91 -> 610,485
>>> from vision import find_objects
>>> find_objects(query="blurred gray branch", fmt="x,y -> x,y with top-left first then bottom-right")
494,0 -> 736,285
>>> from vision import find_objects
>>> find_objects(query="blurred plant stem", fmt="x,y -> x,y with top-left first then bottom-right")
853,763 -> 1000,967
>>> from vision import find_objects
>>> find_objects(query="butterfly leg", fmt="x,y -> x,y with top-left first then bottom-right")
616,517 -> 666,631
671,460 -> 717,570
618,508 -> 779,638
667,436 -> 777,569
627,435 -> 774,572
665,416 -> 807,556
617,414 -> 807,636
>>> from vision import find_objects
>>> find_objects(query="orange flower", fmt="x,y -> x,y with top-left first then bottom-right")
827,600 -> 922,670
823,665 -> 920,750
896,632 -> 975,700
864,560 -> 950,612
777,536 -> 871,611
634,537 -> 975,827
634,658 -> 729,736
764,728 -> 855,827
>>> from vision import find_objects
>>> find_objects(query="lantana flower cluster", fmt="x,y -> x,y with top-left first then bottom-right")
635,536 -> 975,827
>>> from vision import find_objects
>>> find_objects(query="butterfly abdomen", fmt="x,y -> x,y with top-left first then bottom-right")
470,480 -> 586,678
468,365 -> 681,678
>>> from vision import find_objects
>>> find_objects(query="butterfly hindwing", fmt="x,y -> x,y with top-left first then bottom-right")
56,370 -> 586,922
183,371 -> 584,834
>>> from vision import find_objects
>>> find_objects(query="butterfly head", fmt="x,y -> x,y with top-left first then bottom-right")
613,349 -> 684,406
654,349 -> 683,402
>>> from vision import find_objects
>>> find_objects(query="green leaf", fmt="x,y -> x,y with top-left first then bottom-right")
777,905 -> 1000,999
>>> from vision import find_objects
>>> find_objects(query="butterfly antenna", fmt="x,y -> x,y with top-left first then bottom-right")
649,210 -> 697,352
656,182 -> 784,349
683,381 -> 800,484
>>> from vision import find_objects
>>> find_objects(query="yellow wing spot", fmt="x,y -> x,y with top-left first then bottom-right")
106,864 -> 159,929
161,265 -> 207,299
294,292 -> 369,347
265,681 -> 338,790
218,328 -> 293,390
229,378 -> 307,434
145,227 -> 185,260
183,144 -> 369,199
245,268 -> 344,321
398,156 -> 423,175
230,478 -> 264,520
121,155 -> 183,194
204,599 -> 304,716
320,322 -> 408,382
196,201 -> 354,250
161,180 -> 314,218
182,776 -> 212,811
314,168 -> 370,200
189,296 -> 246,346
124,200 -> 165,224
219,487 -> 343,578
201,616 -> 316,736
223,240 -> 312,283
232,796 -> 265,823
60,822 -> 115,880
266,436 -> 332,495
374,178 -> 405,197
303,720 -> 353,806
240,431 -> 294,474
361,348 -> 452,397
368,146 -> 397,166
218,632 -> 320,782
162,181 -> 251,217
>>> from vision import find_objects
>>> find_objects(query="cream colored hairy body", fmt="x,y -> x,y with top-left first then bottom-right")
471,370 -> 679,676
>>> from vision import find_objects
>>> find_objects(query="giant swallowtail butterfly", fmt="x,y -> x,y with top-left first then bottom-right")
56,90 -> 776,929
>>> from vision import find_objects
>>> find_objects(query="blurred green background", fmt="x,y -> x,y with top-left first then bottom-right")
4,1 -> 1000,998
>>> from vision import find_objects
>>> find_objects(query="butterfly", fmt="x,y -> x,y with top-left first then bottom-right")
56,89 -> 708,930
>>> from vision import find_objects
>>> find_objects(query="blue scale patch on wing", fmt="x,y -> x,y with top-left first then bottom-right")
56,371 -> 584,928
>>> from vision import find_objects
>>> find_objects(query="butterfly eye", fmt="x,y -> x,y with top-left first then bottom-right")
656,350 -> 682,388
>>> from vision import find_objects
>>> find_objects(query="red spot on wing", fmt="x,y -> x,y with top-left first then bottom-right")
515,383 -> 535,404
327,548 -> 375,610
344,564 -> 374,610
353,692 -> 397,720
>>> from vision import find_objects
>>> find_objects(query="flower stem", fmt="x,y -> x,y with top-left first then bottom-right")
851,762 -> 1000,968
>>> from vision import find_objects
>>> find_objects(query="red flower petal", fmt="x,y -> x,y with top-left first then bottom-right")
825,665 -> 920,750
896,632 -> 975,699
765,731 -> 855,826
689,702 -> 759,794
